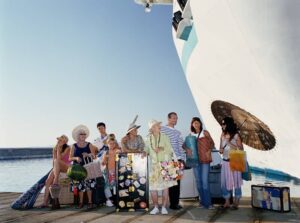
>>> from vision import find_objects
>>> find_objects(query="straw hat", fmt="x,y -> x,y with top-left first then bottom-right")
126,115 -> 141,134
72,125 -> 90,142
148,119 -> 162,130
56,134 -> 69,143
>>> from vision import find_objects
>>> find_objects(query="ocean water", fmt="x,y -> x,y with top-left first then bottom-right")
0,158 -> 299,197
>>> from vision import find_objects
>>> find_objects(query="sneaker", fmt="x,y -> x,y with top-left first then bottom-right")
106,199 -> 114,207
208,205 -> 215,210
150,206 -> 159,215
161,206 -> 168,215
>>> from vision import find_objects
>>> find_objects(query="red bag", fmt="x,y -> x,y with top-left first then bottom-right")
197,130 -> 214,163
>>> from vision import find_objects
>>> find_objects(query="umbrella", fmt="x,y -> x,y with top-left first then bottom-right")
211,100 -> 276,150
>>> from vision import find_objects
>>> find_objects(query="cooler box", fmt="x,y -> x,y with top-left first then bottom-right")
251,184 -> 291,212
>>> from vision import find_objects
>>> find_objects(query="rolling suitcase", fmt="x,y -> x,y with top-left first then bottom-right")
115,153 -> 149,212
251,184 -> 291,212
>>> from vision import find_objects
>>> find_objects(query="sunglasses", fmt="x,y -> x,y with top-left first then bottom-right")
79,133 -> 87,136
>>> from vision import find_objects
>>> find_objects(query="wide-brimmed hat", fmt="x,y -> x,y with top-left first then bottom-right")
126,115 -> 141,134
72,125 -> 90,142
148,119 -> 162,130
56,134 -> 69,143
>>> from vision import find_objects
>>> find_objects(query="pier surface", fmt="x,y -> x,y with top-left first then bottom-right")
0,193 -> 299,223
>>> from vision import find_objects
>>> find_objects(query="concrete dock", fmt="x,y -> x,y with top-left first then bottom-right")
1,193 -> 299,223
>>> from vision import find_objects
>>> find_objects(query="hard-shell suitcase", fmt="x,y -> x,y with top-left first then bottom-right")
115,153 -> 149,212
251,184 -> 291,212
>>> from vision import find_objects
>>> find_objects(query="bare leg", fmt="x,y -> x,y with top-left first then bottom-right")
42,171 -> 54,206
53,159 -> 69,184
162,188 -> 169,207
79,192 -> 84,204
150,191 -> 159,207
87,190 -> 92,203
224,198 -> 230,208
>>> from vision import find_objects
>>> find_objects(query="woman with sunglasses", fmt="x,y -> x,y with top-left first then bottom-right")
219,117 -> 244,210
69,125 -> 97,209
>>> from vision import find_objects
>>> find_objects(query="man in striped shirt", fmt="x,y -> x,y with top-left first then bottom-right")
161,112 -> 185,210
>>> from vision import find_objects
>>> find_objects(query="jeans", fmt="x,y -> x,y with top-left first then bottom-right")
222,186 -> 242,199
193,163 -> 211,208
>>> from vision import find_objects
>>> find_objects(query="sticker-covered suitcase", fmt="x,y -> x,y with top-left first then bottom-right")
251,184 -> 291,212
116,153 -> 149,212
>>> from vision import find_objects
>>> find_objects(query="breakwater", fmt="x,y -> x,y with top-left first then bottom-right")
0,148 -> 52,160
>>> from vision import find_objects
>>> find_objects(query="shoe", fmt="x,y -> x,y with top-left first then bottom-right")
77,203 -> 84,209
208,206 -> 215,210
106,199 -> 114,207
169,205 -> 182,210
150,206 -> 159,215
197,204 -> 204,209
161,206 -> 168,215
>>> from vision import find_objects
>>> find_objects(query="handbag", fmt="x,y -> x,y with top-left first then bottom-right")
229,149 -> 246,172
184,134 -> 199,168
83,155 -> 103,180
242,161 -> 252,181
198,131 -> 213,163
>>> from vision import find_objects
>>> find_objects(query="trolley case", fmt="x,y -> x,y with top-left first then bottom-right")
251,184 -> 291,212
115,153 -> 149,212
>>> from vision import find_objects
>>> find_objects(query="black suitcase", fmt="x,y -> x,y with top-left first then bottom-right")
251,184 -> 291,212
92,176 -> 106,206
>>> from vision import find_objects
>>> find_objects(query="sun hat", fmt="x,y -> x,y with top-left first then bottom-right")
126,115 -> 141,134
148,119 -> 162,130
72,125 -> 90,142
56,134 -> 69,143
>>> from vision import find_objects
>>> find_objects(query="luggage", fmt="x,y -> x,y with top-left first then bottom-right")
251,184 -> 291,212
59,177 -> 74,205
116,153 -> 149,212
180,168 -> 198,199
92,176 -> 106,206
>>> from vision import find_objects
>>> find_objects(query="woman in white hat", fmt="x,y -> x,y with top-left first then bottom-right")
69,125 -> 97,209
121,115 -> 145,153
145,120 -> 178,215
39,135 -> 71,208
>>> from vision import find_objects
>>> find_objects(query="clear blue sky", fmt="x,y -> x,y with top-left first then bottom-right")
0,0 -> 199,147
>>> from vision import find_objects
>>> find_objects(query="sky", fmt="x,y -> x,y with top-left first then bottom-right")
0,0 -> 199,147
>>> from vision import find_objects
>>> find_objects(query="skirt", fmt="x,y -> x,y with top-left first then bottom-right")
221,160 -> 243,191
71,178 -> 96,192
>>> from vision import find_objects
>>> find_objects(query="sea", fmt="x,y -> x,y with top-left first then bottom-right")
0,158 -> 299,197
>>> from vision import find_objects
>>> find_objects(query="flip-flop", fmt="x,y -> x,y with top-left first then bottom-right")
219,205 -> 230,210
37,204 -> 49,209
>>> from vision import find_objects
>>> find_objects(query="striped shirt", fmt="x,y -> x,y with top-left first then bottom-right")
161,125 -> 185,160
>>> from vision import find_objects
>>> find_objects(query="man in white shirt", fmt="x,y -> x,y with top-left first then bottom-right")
94,122 -> 109,158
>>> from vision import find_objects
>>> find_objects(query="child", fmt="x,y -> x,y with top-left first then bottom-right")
102,134 -> 121,206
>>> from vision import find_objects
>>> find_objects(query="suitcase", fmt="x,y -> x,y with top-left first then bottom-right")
180,168 -> 198,199
251,184 -> 291,212
92,176 -> 106,206
115,153 -> 149,212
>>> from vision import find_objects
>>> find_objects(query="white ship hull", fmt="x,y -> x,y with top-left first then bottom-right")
172,0 -> 300,178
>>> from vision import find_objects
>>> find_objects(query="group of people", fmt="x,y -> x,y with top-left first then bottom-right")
39,112 -> 244,214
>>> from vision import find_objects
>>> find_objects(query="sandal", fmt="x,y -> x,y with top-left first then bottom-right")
87,203 -> 93,210
77,203 -> 84,209
230,205 -> 239,210
37,204 -> 49,209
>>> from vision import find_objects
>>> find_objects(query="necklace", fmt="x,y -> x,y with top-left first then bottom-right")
150,133 -> 160,150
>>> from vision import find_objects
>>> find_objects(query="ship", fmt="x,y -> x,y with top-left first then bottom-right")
135,0 -> 300,179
